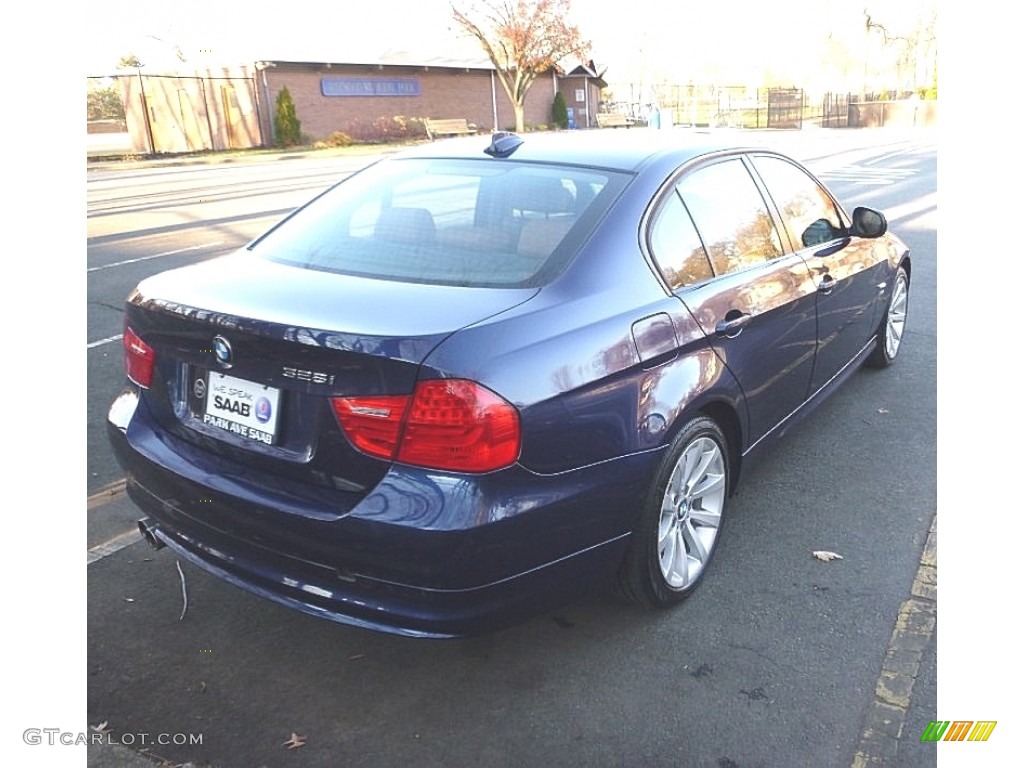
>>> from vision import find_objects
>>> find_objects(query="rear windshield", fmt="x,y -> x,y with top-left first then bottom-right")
250,158 -> 629,288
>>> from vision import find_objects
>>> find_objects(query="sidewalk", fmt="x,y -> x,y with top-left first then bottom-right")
86,143 -> 403,172
87,125 -> 933,173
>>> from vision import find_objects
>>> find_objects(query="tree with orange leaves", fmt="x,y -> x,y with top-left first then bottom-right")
451,0 -> 590,132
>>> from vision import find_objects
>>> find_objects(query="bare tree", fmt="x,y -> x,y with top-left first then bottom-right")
862,7 -> 937,97
451,0 -> 590,132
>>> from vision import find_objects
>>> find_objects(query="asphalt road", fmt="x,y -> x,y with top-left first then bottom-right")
83,129 -> 940,768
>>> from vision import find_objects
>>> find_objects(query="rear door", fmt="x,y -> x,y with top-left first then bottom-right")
652,156 -> 819,447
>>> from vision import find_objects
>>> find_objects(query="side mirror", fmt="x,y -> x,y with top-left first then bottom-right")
849,207 -> 888,239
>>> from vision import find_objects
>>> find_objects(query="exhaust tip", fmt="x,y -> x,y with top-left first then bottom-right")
137,518 -> 166,550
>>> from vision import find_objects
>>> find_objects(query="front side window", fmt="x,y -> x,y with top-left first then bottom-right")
250,158 -> 628,288
676,159 -> 783,277
751,155 -> 844,251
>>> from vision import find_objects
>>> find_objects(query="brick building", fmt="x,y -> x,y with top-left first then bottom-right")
119,54 -> 607,154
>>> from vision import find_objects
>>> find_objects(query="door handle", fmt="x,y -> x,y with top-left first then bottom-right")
715,313 -> 752,338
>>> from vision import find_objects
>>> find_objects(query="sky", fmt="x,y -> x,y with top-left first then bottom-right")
82,0 -> 936,94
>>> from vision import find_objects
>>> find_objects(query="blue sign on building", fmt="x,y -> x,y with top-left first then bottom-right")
321,78 -> 421,97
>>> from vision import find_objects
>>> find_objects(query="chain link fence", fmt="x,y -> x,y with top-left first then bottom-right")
601,85 -> 862,129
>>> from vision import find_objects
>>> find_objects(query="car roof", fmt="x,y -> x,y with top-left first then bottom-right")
390,130 -> 768,173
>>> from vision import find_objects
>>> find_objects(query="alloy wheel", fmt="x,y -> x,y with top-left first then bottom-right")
885,271 -> 909,360
657,436 -> 727,590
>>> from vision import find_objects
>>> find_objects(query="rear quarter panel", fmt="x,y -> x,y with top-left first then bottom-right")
421,176 -> 748,476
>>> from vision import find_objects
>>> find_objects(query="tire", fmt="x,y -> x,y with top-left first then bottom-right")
866,265 -> 909,368
619,416 -> 730,608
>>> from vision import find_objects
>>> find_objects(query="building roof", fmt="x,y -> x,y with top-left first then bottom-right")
253,50 -> 495,72
562,61 -> 608,87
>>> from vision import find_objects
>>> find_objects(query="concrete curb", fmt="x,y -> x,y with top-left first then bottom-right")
851,513 -> 937,765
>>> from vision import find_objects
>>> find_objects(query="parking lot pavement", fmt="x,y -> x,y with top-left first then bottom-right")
87,742 -> 162,768
85,511 -> 939,768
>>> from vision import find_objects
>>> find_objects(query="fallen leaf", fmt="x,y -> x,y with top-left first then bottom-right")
877,408 -> 889,414
91,721 -> 110,734
812,550 -> 844,562
283,732 -> 306,750
348,654 -> 365,661
124,597 -> 135,603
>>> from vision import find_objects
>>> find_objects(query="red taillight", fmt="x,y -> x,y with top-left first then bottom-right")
399,380 -> 520,472
330,395 -> 409,460
123,326 -> 155,388
331,380 -> 520,473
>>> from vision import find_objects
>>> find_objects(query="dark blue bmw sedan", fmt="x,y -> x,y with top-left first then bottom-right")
108,130 -> 910,637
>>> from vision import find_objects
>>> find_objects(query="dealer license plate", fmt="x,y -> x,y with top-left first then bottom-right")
202,372 -> 280,445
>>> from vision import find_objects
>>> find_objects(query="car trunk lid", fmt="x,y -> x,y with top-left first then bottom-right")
123,252 -> 538,499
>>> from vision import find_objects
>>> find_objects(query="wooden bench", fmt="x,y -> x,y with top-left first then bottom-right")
424,118 -> 476,140
596,112 -> 633,128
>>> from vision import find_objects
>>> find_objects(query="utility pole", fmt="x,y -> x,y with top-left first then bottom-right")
861,10 -> 872,103
136,64 -> 155,154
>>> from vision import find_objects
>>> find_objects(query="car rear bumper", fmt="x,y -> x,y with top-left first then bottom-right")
108,388 -> 659,637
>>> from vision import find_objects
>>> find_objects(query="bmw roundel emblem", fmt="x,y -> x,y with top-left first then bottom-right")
212,335 -> 233,367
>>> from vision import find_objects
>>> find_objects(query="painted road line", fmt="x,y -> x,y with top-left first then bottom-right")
817,166 -> 918,186
87,241 -> 224,273
863,143 -> 933,165
88,527 -> 143,565
87,480 -> 137,565
88,333 -> 123,349
88,481 -> 139,565
88,478 -> 127,509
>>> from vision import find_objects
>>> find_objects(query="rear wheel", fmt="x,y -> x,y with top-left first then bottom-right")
867,265 -> 909,368
619,416 -> 729,608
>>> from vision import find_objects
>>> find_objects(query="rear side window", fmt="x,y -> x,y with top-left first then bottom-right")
751,155 -> 844,251
251,158 -> 628,288
648,192 -> 714,291
676,159 -> 783,276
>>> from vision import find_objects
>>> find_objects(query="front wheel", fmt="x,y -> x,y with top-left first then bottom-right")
866,265 -> 909,368
619,416 -> 730,608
